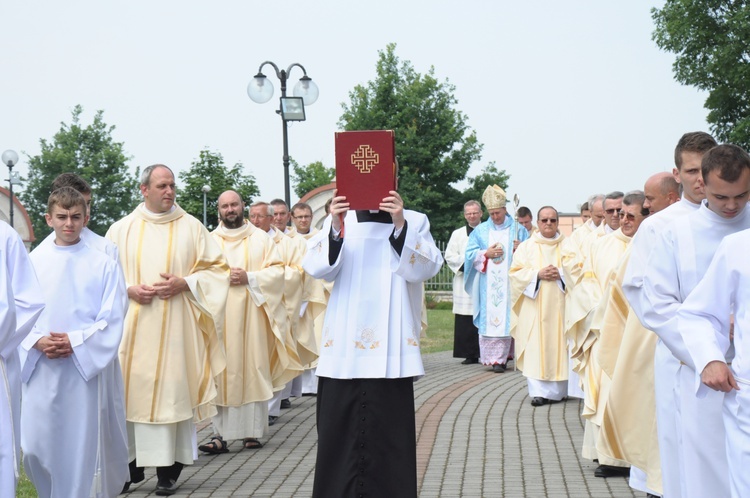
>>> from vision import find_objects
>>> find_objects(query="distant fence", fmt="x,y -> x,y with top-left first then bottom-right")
425,240 -> 453,292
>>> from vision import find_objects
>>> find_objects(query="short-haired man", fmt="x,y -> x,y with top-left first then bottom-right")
516,206 -> 536,235
40,173 -> 119,259
198,190 -> 289,454
640,143 -> 750,498
445,200 -> 483,364
465,186 -> 530,373
622,131 -> 717,498
582,191 -> 648,479
106,164 -> 230,495
291,202 -> 314,235
510,206 -> 567,405
21,187 -> 128,497
580,201 -> 591,224
0,223 -> 44,497
598,172 -> 680,495
678,226 -> 750,497
303,188 -> 443,497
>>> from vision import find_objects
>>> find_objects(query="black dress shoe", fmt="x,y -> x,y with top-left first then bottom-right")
268,415 -> 279,426
594,465 -> 630,478
155,478 -> 178,496
280,398 -> 291,409
492,363 -> 506,373
461,358 -> 479,364
531,397 -> 548,406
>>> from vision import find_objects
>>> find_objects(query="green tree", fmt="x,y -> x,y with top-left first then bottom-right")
652,1 -> 750,148
178,149 -> 260,229
339,43 -> 491,241
21,105 -> 139,244
292,159 -> 335,198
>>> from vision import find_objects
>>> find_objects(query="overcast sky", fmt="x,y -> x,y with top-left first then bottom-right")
1,1 -> 709,221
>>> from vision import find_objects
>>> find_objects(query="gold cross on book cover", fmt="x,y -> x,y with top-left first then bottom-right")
335,130 -> 396,210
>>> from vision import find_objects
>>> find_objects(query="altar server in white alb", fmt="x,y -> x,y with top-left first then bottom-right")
677,228 -> 750,498
303,188 -> 443,498
622,131 -> 716,498
20,187 -> 129,498
0,222 -> 44,498
641,143 -> 750,498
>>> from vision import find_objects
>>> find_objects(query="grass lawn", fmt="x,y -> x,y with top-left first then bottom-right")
17,465 -> 36,498
422,309 -> 454,354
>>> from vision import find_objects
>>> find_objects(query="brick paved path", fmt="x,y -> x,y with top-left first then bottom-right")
124,351 -> 638,497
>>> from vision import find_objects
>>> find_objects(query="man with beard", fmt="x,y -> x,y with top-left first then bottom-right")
197,191 -> 289,453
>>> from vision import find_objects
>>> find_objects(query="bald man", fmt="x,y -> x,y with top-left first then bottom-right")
643,172 -> 680,215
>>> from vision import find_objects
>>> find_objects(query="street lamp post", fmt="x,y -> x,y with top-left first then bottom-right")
2,150 -> 20,227
201,184 -> 211,226
247,61 -> 319,208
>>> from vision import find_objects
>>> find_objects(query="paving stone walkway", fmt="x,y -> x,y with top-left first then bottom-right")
124,351 -> 639,497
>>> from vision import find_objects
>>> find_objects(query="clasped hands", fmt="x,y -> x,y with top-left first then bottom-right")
537,265 -> 561,281
329,189 -> 405,232
34,332 -> 72,359
128,273 -> 188,304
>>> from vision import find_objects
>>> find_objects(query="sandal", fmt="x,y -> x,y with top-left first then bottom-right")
198,436 -> 229,454
243,437 -> 264,450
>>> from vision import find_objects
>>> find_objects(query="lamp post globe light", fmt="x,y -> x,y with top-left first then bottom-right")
201,184 -> 211,226
247,61 -> 319,207
2,149 -> 20,227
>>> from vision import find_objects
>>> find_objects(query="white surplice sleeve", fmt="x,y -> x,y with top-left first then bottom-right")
303,217 -> 343,282
640,228 -> 691,362
444,229 -> 465,275
1,228 -> 44,359
677,238 -> 734,396
392,213 -> 443,283
68,260 -> 127,381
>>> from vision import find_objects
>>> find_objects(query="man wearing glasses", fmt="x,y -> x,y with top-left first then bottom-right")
509,207 -> 567,406
578,191 -> 644,478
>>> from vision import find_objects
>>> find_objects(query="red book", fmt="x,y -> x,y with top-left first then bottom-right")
335,130 -> 397,210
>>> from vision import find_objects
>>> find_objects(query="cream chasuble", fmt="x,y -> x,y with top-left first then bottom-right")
287,227 -> 324,368
596,248 -> 662,494
106,203 -> 230,424
269,227 -> 306,374
212,222 -> 290,404
562,223 -> 609,375
509,233 -> 567,382
580,229 -> 631,423
299,227 -> 331,367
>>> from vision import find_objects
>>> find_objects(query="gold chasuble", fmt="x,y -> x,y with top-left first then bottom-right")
211,222 -> 293,405
269,227 -> 306,373
562,223 -> 608,374
509,234 -> 568,382
106,204 -> 230,423
298,227 -> 331,368
597,248 -> 662,493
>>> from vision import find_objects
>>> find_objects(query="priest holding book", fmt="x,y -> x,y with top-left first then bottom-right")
303,130 -> 443,498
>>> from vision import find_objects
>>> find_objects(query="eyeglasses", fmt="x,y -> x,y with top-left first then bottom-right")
618,212 -> 636,221
605,208 -> 619,214
294,215 -> 312,220
539,218 -> 557,223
